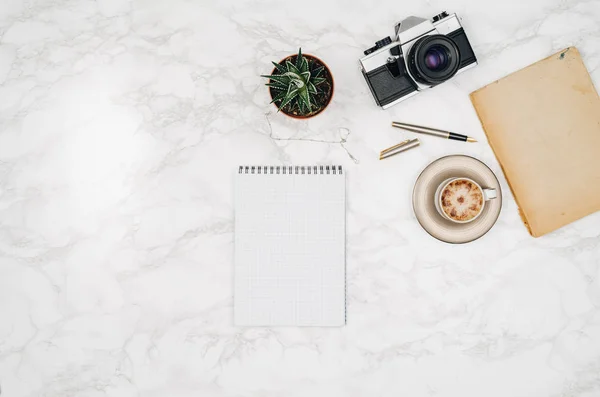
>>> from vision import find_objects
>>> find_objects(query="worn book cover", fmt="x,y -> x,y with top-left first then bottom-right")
470,47 -> 600,237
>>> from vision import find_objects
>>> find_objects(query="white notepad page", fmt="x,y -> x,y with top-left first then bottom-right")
235,166 -> 346,326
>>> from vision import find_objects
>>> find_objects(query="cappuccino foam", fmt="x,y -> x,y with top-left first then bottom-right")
441,179 -> 483,222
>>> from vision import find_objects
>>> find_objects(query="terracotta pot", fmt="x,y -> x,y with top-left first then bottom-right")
268,54 -> 334,119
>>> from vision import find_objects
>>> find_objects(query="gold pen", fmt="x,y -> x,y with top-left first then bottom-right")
379,138 -> 420,160
392,121 -> 477,143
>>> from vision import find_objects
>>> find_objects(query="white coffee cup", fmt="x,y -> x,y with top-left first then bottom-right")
434,177 -> 497,223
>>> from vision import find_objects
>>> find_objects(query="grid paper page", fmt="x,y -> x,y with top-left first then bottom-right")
234,168 -> 345,326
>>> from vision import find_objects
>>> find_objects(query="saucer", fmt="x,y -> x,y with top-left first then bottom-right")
412,155 -> 502,244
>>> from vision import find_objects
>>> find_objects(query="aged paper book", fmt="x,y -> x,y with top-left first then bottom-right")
470,47 -> 600,237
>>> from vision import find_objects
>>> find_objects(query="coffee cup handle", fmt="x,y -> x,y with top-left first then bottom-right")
483,188 -> 497,201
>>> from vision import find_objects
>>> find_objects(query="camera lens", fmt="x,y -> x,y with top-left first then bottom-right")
424,46 -> 449,71
408,35 -> 460,86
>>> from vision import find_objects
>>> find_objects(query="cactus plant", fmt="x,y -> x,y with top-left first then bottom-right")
262,49 -> 333,118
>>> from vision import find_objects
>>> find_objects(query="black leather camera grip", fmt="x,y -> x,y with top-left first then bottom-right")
447,28 -> 477,68
364,65 -> 417,107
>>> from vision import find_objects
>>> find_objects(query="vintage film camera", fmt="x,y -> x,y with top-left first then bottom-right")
360,12 -> 477,108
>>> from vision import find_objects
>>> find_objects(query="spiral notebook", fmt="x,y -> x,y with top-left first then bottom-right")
234,165 -> 346,326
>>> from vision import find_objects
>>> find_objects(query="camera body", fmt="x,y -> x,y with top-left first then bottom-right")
360,12 -> 477,109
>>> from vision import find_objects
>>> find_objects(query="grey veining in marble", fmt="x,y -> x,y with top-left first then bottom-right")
1,0 -> 599,396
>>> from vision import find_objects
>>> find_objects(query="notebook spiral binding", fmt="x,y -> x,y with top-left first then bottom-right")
238,165 -> 343,175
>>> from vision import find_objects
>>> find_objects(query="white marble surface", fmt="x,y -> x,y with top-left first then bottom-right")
1,0 -> 600,395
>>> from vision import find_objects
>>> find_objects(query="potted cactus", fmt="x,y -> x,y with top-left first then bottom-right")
262,48 -> 334,118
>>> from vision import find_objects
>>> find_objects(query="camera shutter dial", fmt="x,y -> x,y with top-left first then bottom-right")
364,36 -> 393,55
376,36 -> 392,48
432,11 -> 449,22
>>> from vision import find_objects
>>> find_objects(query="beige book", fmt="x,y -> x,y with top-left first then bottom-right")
470,47 -> 600,237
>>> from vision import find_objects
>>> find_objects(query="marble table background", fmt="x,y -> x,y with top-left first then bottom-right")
1,0 -> 600,396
